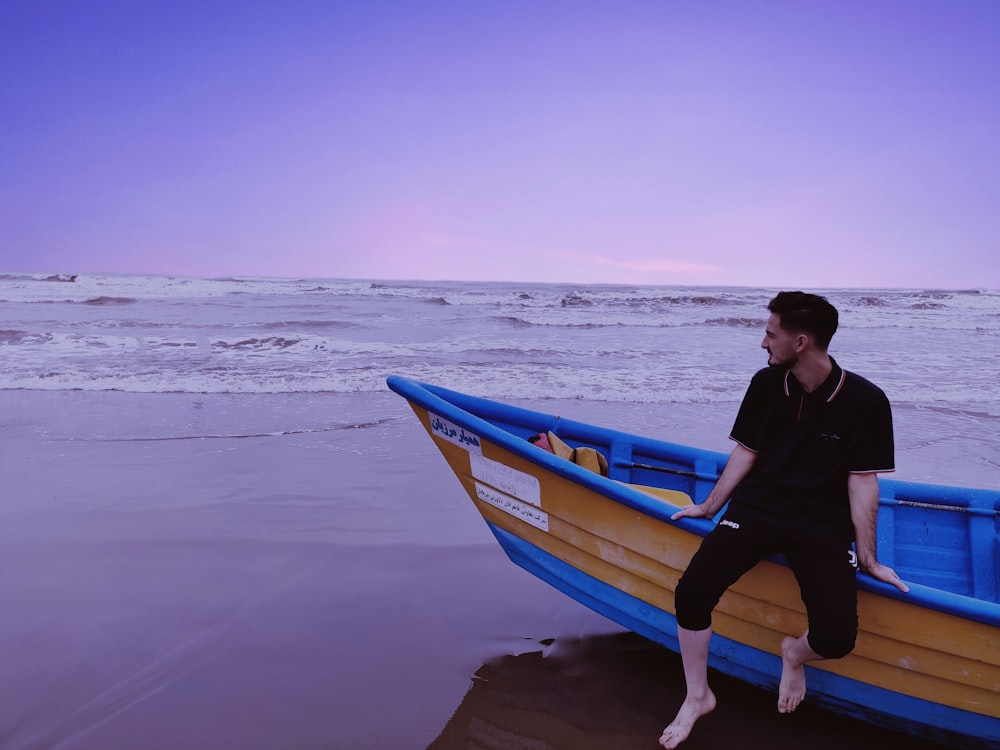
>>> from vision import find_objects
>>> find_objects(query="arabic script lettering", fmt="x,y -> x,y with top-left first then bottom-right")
431,416 -> 481,448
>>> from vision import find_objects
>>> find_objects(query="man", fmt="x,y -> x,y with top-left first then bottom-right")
659,291 -> 909,750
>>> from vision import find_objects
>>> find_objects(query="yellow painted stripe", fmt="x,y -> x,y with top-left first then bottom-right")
477,498 -> 1000,717
411,407 -> 999,718
475,442 -> 998,665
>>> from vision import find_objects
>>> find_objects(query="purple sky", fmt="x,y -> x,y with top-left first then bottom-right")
2,1 -> 998,288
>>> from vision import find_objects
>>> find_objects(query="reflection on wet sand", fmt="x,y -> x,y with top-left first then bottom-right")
427,632 -> 953,750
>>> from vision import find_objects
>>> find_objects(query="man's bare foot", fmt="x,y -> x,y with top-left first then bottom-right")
778,635 -> 808,713
659,690 -> 717,749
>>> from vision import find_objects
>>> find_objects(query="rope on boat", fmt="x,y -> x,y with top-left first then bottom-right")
891,500 -> 999,517
626,462 -> 702,479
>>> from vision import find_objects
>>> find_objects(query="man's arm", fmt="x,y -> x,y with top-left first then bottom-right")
848,472 -> 909,593
671,443 -> 757,521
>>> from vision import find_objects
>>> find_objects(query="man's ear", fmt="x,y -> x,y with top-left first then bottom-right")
795,333 -> 809,352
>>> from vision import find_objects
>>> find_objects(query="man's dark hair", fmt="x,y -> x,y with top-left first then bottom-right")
768,291 -> 839,350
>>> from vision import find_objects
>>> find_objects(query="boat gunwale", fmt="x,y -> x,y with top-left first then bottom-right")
386,375 -> 1000,627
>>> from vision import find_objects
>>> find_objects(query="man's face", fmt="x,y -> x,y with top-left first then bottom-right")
761,313 -> 800,367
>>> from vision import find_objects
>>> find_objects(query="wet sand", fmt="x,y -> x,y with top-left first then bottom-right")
1,390 -> 616,749
0,390 -> 963,748
428,632 -> 956,750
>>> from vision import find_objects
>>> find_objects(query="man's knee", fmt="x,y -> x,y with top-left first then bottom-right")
807,618 -> 858,660
674,574 -> 714,632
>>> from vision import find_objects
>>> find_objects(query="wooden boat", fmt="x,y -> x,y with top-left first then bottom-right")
387,376 -> 1000,749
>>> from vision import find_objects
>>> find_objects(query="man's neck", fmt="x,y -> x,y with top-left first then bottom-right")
791,353 -> 833,393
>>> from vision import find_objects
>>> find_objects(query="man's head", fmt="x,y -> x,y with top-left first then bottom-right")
762,292 -> 839,367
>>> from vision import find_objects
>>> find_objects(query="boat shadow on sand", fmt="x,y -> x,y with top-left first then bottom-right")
427,631 -> 953,750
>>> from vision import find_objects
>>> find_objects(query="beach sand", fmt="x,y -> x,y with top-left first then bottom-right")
0,390 -> 959,749
1,390 -> 616,749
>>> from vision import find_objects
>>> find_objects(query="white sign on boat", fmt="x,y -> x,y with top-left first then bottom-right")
475,482 -> 549,531
470,453 -> 541,506
429,412 -> 482,453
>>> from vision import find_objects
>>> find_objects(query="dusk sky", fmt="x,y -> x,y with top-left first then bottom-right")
2,1 -> 998,289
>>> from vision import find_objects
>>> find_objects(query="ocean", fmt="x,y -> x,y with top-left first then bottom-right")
2,272 -> 997,483
3,273 -> 999,406
1,272 -> 997,749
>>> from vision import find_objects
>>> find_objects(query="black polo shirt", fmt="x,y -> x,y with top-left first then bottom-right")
728,358 -> 894,542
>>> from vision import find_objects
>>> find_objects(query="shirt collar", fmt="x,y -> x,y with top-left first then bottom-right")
783,357 -> 847,403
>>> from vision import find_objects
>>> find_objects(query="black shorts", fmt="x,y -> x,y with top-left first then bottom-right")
674,507 -> 860,659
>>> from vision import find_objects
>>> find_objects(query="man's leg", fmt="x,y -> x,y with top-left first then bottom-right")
780,540 -> 860,713
660,626 -> 716,749
662,513 -> 768,747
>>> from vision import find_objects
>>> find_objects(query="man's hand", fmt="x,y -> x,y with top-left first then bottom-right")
671,503 -> 715,521
862,560 -> 910,593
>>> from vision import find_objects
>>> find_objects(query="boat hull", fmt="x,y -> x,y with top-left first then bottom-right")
388,376 -> 1000,748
